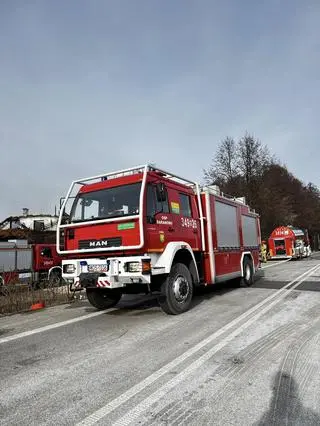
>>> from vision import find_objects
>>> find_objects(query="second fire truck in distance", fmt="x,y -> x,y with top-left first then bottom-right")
268,225 -> 312,260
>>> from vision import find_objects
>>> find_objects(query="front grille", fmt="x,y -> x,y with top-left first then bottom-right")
78,237 -> 122,250
276,248 -> 286,255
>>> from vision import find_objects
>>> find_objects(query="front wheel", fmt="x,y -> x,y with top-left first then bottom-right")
158,263 -> 193,315
86,289 -> 122,310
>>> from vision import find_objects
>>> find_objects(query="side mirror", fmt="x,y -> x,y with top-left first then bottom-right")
155,183 -> 166,202
147,215 -> 157,224
80,199 -> 93,207
41,247 -> 52,258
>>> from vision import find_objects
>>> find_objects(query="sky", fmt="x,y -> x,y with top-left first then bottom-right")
0,0 -> 319,219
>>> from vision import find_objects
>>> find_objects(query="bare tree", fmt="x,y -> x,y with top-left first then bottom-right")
238,133 -> 271,184
203,137 -> 239,185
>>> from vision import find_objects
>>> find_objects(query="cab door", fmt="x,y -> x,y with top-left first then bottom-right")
166,188 -> 201,251
145,183 -> 176,251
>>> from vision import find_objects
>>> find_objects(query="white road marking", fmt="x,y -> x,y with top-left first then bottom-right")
0,309 -> 117,345
77,263 -> 320,426
260,258 -> 291,269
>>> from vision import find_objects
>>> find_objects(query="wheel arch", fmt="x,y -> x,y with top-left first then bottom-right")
154,242 -> 199,285
48,266 -> 63,281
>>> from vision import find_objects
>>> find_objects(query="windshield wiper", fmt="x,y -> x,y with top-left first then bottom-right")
70,212 -> 126,223
71,217 -> 98,223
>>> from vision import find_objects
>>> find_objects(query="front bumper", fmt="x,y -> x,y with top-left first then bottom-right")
62,256 -> 151,291
269,254 -> 292,260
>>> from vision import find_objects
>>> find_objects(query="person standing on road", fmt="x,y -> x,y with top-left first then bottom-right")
261,241 -> 268,263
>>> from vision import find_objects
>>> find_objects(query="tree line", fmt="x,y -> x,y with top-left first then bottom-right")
203,133 -> 320,248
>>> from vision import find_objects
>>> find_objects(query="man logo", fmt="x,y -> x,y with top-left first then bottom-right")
79,237 -> 121,249
89,240 -> 109,247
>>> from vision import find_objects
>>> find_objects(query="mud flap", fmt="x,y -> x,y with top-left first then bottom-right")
79,272 -> 102,288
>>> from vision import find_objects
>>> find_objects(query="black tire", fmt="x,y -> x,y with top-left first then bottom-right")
241,257 -> 254,287
158,263 -> 193,315
86,289 -> 122,310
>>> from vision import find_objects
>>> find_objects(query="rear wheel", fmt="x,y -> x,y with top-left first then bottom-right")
241,257 -> 254,287
158,263 -> 193,315
86,289 -> 122,310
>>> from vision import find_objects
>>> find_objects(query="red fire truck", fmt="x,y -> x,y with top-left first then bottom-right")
0,240 -> 63,287
57,165 -> 261,314
268,226 -> 312,260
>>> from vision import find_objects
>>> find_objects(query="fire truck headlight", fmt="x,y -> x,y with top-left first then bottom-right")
63,264 -> 76,274
126,262 -> 140,273
125,260 -> 151,274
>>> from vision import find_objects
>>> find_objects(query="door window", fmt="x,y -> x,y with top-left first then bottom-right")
146,184 -> 170,222
156,187 -> 169,214
146,185 -> 156,223
179,193 -> 192,217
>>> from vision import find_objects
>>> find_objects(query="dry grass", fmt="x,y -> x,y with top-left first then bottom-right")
0,282 -> 73,315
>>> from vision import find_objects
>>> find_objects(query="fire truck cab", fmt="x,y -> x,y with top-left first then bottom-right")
0,240 -> 62,286
58,165 -> 261,314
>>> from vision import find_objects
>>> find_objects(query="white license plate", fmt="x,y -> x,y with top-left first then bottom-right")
88,264 -> 109,273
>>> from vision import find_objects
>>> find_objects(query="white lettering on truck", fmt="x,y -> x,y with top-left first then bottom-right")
89,241 -> 109,247
181,218 -> 197,229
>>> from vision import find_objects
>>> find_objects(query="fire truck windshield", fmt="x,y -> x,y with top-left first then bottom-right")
69,182 -> 142,223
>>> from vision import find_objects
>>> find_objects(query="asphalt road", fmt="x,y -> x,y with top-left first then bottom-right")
0,257 -> 319,426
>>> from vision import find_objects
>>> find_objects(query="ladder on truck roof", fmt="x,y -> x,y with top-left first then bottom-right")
74,164 -> 198,188
203,185 -> 255,211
